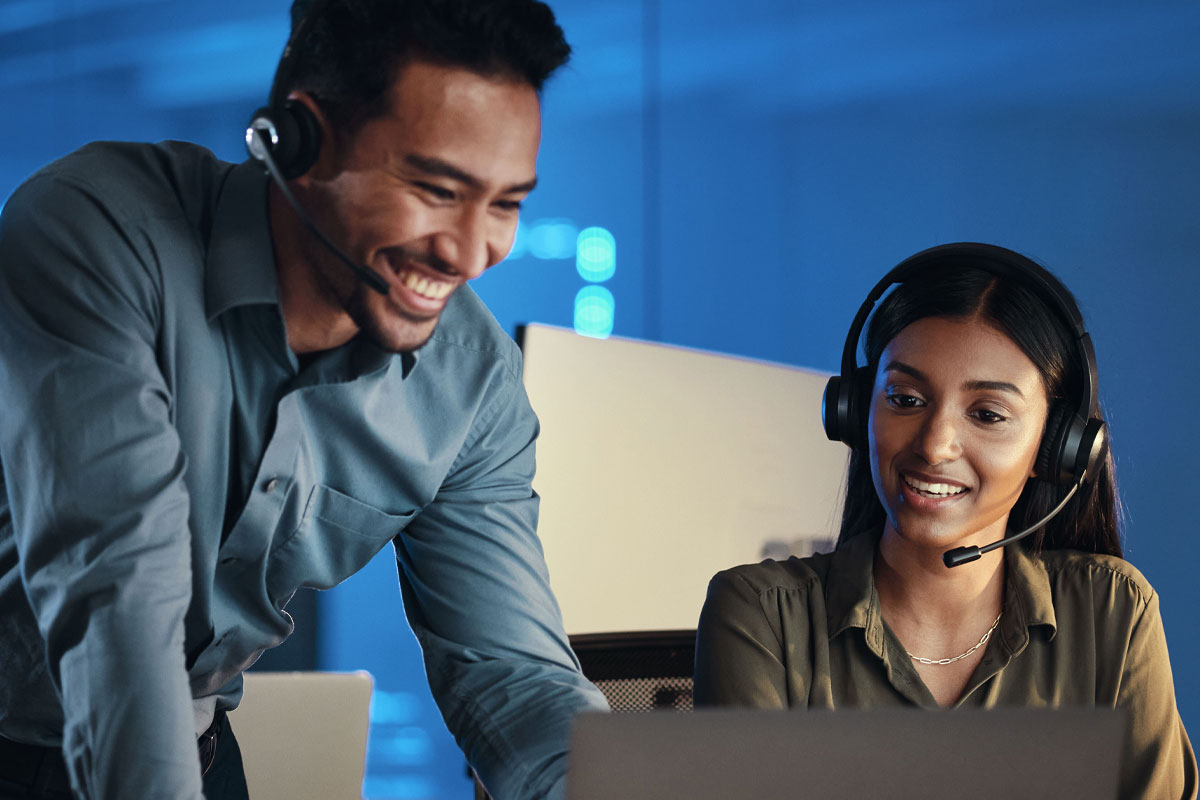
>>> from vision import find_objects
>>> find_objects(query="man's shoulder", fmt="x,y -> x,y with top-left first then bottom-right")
15,140 -> 233,224
424,285 -> 522,380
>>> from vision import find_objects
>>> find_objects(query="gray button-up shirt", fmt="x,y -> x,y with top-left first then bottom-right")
0,141 -> 606,800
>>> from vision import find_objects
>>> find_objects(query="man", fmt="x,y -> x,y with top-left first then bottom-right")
0,1 -> 607,798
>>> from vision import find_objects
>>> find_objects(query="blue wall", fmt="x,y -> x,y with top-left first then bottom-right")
4,1 -> 1199,797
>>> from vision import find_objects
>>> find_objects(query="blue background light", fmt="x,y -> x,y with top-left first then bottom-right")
527,217 -> 579,260
573,285 -> 616,338
576,226 -> 617,283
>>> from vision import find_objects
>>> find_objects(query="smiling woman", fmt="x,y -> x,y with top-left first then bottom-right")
694,243 -> 1198,800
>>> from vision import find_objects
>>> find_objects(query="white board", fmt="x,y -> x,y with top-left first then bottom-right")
520,324 -> 849,634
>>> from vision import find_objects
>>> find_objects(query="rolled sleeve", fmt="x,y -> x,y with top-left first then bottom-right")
0,172 -> 204,798
393,366 -> 608,800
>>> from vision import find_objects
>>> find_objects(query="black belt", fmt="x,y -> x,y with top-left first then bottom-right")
0,711 -> 225,797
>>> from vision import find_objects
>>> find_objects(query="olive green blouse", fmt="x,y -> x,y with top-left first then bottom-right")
694,531 -> 1197,800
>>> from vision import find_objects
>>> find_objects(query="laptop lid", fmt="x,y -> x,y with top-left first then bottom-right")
227,671 -> 373,800
567,708 -> 1124,800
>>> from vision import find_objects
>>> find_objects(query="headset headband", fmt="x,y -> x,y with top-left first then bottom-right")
838,242 -> 1099,421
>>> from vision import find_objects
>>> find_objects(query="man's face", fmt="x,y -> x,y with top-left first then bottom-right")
295,60 -> 542,353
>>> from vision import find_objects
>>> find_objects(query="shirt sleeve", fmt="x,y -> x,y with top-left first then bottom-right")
694,569 -> 791,708
390,362 -> 609,800
0,170 -> 205,798
1117,588 -> 1198,800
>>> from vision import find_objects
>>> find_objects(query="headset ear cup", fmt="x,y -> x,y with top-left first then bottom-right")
1072,418 -> 1108,485
822,376 -> 846,443
848,367 -> 872,451
823,368 -> 871,449
1036,404 -> 1075,484
272,99 -> 323,179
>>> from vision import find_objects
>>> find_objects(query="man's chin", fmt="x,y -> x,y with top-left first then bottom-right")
360,313 -> 441,354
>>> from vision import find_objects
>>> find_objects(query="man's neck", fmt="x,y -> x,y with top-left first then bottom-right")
267,182 -> 360,355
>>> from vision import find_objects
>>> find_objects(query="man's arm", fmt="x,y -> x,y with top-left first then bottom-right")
0,167 -> 205,798
392,353 -> 608,800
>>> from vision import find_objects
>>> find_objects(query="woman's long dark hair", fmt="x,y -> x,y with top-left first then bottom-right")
836,262 -> 1122,558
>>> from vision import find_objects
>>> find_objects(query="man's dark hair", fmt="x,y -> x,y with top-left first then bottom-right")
275,0 -> 571,133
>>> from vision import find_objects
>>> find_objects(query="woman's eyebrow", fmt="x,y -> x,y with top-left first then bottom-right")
882,360 -> 1025,397
882,360 -> 926,382
963,379 -> 1025,397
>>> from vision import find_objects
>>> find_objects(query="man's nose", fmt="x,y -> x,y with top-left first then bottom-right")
432,206 -> 496,280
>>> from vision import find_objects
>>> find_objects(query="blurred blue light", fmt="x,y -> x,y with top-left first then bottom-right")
369,690 -> 419,724
576,226 -> 616,282
368,726 -> 433,764
528,218 -> 578,260
574,286 -> 615,339
361,775 -> 436,799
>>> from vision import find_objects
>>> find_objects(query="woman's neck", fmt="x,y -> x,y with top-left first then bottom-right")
874,526 -> 1005,629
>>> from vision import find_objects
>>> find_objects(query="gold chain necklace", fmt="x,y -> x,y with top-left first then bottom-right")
907,611 -> 1002,666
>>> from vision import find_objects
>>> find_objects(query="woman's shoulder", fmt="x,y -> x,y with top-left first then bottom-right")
710,550 -> 838,597
1034,548 -> 1157,610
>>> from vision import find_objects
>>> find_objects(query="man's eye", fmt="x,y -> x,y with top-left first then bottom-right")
418,183 -> 455,200
494,199 -> 523,212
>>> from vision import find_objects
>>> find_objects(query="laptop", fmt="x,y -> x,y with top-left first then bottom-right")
567,708 -> 1124,800
226,671 -> 373,800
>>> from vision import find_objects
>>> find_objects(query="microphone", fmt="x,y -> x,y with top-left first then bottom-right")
245,123 -> 390,296
942,474 -> 1084,568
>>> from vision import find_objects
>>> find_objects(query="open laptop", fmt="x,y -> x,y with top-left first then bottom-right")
567,708 -> 1124,800
226,671 -> 373,800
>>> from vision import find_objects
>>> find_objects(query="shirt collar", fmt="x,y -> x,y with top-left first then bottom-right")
823,530 -> 1059,649
205,160 -> 279,321
998,543 -> 1058,649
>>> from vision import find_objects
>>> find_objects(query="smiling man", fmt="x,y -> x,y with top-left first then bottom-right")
0,2 -> 607,799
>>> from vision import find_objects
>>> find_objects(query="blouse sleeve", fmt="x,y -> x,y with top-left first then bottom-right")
694,569 -> 790,708
1118,588 -> 1197,800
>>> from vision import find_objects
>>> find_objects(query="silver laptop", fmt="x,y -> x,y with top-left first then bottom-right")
226,671 -> 373,800
567,708 -> 1123,800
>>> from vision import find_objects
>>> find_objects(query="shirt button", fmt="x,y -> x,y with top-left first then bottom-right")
263,478 -> 279,493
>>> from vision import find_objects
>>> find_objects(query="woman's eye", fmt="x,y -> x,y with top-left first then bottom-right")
972,408 -> 1008,424
885,393 -> 923,409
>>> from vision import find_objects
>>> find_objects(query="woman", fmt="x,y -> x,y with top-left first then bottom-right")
694,243 -> 1196,799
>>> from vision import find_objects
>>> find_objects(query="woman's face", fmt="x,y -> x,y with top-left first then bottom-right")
868,315 -> 1049,552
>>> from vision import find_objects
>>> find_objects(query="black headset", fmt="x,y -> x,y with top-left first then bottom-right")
244,0 -> 328,179
822,242 -> 1108,487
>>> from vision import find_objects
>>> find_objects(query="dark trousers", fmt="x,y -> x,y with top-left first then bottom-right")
0,712 -> 249,799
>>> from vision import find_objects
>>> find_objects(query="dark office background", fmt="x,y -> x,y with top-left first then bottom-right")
3,1 -> 1198,797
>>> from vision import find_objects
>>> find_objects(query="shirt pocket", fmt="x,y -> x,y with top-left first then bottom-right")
266,484 -> 415,607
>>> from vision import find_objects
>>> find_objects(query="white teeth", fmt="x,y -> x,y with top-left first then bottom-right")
904,476 -> 967,497
401,271 -> 453,300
